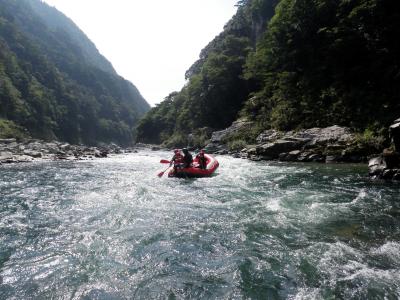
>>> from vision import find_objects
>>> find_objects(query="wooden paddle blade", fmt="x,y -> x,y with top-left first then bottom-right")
160,159 -> 171,164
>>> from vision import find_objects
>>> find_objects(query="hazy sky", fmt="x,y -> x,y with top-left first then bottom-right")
42,0 -> 238,106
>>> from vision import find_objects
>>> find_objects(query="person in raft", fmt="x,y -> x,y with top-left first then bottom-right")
170,149 -> 184,171
181,148 -> 193,168
196,149 -> 207,169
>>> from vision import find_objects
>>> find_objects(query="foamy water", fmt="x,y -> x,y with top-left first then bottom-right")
0,150 -> 399,299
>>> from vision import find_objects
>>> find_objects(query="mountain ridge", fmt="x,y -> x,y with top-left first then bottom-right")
0,0 -> 150,145
136,0 -> 400,149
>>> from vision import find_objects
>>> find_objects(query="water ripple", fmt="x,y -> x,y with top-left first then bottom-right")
0,151 -> 399,299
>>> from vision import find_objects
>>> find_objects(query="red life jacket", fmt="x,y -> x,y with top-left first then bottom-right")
173,153 -> 183,163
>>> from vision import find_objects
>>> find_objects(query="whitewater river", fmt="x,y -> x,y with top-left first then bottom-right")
0,150 -> 399,299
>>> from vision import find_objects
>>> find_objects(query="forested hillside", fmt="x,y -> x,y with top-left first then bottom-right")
0,0 -> 150,145
136,0 -> 400,147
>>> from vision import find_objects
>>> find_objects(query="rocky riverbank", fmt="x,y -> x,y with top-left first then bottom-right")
204,121 -> 372,164
0,138 -> 137,165
368,118 -> 400,181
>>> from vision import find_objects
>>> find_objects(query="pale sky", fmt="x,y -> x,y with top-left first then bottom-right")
42,0 -> 238,106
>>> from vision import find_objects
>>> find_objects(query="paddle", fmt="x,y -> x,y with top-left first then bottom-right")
160,159 -> 171,164
157,165 -> 171,177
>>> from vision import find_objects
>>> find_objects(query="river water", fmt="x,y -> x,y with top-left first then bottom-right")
0,150 -> 399,299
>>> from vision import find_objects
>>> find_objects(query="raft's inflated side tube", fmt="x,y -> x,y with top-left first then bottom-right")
168,154 -> 219,178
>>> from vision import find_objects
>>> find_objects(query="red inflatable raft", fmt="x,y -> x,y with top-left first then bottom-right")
168,154 -> 219,178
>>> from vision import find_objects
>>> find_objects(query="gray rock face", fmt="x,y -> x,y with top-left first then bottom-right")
0,151 -> 14,163
204,120 -> 254,154
368,154 -> 400,180
256,130 -> 283,144
280,150 -> 301,162
389,119 -> 400,151
257,139 -> 304,159
206,123 -> 361,164
285,125 -> 354,145
44,143 -> 60,154
210,120 -> 254,143
23,150 -> 42,158
367,118 -> 400,180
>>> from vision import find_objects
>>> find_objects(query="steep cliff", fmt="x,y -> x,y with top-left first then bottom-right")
136,0 -> 279,147
137,0 -> 400,149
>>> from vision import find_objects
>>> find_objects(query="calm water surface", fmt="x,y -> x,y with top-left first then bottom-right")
0,150 -> 399,299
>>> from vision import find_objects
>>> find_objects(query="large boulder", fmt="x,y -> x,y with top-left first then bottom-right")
26,141 -> 44,151
254,125 -> 356,159
208,124 -> 359,162
204,142 -> 228,154
368,156 -> 386,177
369,118 -> 400,180
288,125 -> 354,147
205,120 -> 254,153
256,130 -> 283,144
389,118 -> 400,151
383,148 -> 400,169
368,152 -> 400,180
210,120 -> 254,143
279,150 -> 301,162
255,127 -> 343,145
23,150 -> 42,158
0,151 -> 14,163
45,142 -> 61,154
257,139 -> 305,159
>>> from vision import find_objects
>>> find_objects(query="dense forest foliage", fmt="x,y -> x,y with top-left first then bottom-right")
136,0 -> 400,147
0,0 -> 149,145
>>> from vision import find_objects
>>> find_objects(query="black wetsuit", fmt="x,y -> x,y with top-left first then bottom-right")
182,153 -> 193,168
197,155 -> 207,169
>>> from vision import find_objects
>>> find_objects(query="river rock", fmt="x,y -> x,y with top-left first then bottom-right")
45,142 -> 61,154
308,153 -> 325,162
368,156 -> 387,178
7,141 -> 18,149
257,139 -> 306,159
204,120 -> 255,154
203,142 -> 226,154
0,138 -> 17,144
0,137 -> 128,165
256,130 -> 283,144
26,141 -> 43,151
368,119 -> 400,180
231,152 -> 242,158
280,150 -> 301,162
382,169 -> 396,180
393,172 -> 400,180
14,155 -> 34,163
325,155 -> 342,163
206,124 -> 361,163
94,149 -> 108,158
389,118 -> 400,151
248,125 -> 356,162
286,125 -> 354,146
60,143 -> 72,151
23,150 -> 42,158
210,120 -> 253,143
0,151 -> 14,163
